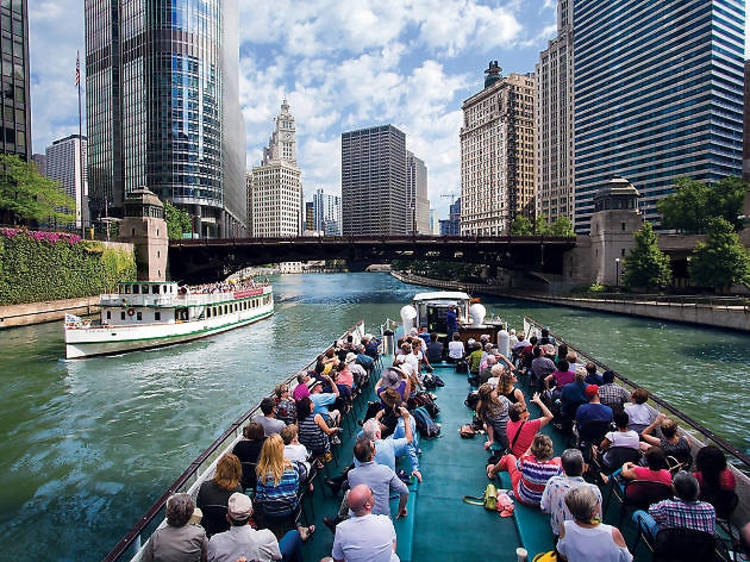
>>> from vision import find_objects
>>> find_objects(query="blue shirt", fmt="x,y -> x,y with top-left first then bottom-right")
357,353 -> 374,370
354,437 -> 409,472
560,382 -> 589,416
347,461 -> 409,517
585,372 -> 604,385
310,392 -> 336,416
446,310 -> 458,330
575,403 -> 613,425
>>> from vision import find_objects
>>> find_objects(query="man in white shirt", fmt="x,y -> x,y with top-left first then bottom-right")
331,484 -> 399,562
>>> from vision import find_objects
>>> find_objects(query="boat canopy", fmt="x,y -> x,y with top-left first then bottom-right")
413,291 -> 471,303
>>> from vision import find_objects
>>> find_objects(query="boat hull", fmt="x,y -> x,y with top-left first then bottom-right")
65,308 -> 273,359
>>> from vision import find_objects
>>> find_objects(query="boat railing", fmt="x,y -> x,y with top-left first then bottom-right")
379,318 -> 400,335
103,319 -> 366,562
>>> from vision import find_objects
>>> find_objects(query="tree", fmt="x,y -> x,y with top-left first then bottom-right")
689,217 -> 750,291
164,200 -> 193,240
623,222 -> 672,290
535,215 -> 551,236
0,154 -> 75,225
510,215 -> 533,236
548,216 -> 575,237
657,176 -> 746,233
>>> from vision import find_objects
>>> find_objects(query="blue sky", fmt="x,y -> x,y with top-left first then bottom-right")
28,1 -> 750,219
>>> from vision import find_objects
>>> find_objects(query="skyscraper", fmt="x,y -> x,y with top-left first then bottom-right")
0,0 -> 30,161
45,134 -> 88,227
536,0 -> 574,227
406,151 -> 430,234
312,188 -> 342,235
440,197 -> 461,235
85,0 -> 246,237
341,125 -> 407,236
460,63 -> 536,236
248,100 -> 303,238
304,201 -> 315,232
573,0 -> 745,233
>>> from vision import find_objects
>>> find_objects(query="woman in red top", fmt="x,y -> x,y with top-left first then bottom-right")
620,447 -> 672,486
694,445 -> 736,496
504,393 -> 554,457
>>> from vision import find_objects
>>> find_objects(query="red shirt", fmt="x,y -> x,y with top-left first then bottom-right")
506,418 -> 542,457
694,469 -> 736,492
632,466 -> 672,486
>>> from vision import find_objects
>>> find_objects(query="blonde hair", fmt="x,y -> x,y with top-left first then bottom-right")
498,371 -> 515,396
214,453 -> 242,491
256,434 -> 291,486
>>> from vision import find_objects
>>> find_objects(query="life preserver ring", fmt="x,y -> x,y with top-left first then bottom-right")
127,308 -> 135,317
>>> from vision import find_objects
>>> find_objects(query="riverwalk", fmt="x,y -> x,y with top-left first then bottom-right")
391,271 -> 750,332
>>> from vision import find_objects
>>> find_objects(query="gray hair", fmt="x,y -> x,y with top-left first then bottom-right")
484,343 -> 494,352
166,493 -> 195,527
673,471 -> 700,502
575,365 -> 587,383
564,486 -> 600,522
362,418 -> 380,441
561,449 -> 584,477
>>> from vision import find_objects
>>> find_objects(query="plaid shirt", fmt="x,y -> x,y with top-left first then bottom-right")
648,498 -> 716,535
598,383 -> 630,410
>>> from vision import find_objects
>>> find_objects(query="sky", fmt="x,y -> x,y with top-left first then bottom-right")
27,0 -> 750,220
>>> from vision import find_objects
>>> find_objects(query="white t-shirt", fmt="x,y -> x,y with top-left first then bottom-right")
332,513 -> 399,562
448,341 -> 465,359
207,525 -> 281,562
557,521 -> 632,562
624,403 -> 652,427
402,353 -> 419,377
604,430 -> 640,450
284,443 -> 309,463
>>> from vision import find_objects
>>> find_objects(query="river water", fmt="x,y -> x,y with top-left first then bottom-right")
1,272 -> 749,559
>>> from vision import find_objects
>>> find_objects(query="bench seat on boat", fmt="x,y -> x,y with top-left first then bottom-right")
391,480 -> 420,562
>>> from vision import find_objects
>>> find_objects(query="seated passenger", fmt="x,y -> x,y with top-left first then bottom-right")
478,354 -> 497,385
566,351 -> 583,375
254,435 -> 313,540
476,383 -> 511,451
426,332 -> 443,364
541,449 -> 602,538
487,434 -> 562,507
559,367 -> 589,420
308,376 -> 341,427
620,446 -> 672,486
355,344 -> 375,372
252,397 -> 287,437
196,453 -> 244,537
640,414 -> 692,469
633,471 -> 716,541
557,487 -> 633,562
232,422 -> 266,491
144,493 -> 207,562
469,343 -> 485,375
334,360 -> 354,389
447,332 -> 465,364
575,384 -> 613,439
280,424 -> 310,472
359,412 -> 418,480
505,393 -> 554,457
207,492 -> 292,562
694,445 -> 737,499
297,396 -> 339,458
347,437 -> 409,518
346,352 -> 369,388
292,372 -> 311,402
599,412 -> 640,470
376,367 -> 409,406
531,344 -> 556,389
498,371 -> 526,410
545,359 -> 576,391
598,371 -> 630,414
273,384 -> 296,425
584,362 -> 604,386
624,388 -> 653,434
331,484 -> 399,562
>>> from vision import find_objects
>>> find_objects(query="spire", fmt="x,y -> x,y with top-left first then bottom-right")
484,60 -> 502,89
281,98 -> 290,113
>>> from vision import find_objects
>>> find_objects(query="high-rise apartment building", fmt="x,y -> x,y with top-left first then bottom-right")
536,0 -> 574,227
440,197 -> 461,235
45,134 -> 88,227
304,201 -> 315,232
85,0 -> 246,236
0,0 -> 30,161
406,151 -> 430,234
460,63 -> 536,236
573,0 -> 744,233
312,188 -> 342,235
31,153 -> 45,175
248,100 -> 303,238
341,125 -> 407,236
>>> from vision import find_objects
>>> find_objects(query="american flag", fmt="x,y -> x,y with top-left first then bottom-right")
75,51 -> 80,87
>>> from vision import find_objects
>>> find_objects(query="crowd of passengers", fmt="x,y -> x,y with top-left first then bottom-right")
452,327 -> 741,561
189,278 -> 269,295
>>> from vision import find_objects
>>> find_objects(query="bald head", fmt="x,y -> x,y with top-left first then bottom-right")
348,484 -> 374,516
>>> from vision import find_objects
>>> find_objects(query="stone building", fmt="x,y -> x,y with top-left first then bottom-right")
406,151 -> 430,234
460,63 -> 535,236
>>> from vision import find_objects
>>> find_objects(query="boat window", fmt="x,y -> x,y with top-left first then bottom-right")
120,311 -> 126,320
133,285 -> 140,294
214,307 -> 217,316
106,311 -> 111,320
206,308 -> 211,318
152,285 -> 159,294
224,305 -> 228,314
155,311 -> 161,321
125,285 -> 131,294
136,311 -> 142,321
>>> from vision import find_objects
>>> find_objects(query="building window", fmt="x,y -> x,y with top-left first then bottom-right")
106,311 -> 111,320
155,311 -> 161,321
121,311 -> 126,320
621,222 -> 626,231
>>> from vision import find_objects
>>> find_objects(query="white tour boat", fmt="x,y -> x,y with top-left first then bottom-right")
63,280 -> 274,359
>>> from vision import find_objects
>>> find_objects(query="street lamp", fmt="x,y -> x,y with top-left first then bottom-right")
615,257 -> 621,288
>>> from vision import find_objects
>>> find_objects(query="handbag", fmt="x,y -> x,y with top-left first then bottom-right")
462,483 -> 498,511
532,552 -> 557,562
459,424 -> 476,438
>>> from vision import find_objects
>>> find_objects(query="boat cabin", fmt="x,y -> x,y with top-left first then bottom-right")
410,291 -> 471,336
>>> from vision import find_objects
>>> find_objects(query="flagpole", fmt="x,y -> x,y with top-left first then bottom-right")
77,50 -> 85,238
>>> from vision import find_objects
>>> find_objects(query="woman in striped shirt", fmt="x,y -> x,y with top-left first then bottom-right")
488,433 -> 562,506
254,434 -> 314,541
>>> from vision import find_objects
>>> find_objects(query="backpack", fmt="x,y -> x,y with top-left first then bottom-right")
464,391 -> 480,411
423,374 -> 438,390
455,360 -> 469,374
363,401 -> 382,422
412,406 -> 441,438
409,392 -> 440,419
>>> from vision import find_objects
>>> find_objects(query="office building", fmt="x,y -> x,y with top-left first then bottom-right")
536,0 -> 574,226
248,99 -> 303,237
85,0 -> 246,236
304,201 -> 315,232
573,0 -> 745,233
341,125 -> 407,236
312,188 -> 342,235
460,63 -> 536,236
31,153 -> 45,175
0,0 -> 30,160
744,59 -> 750,184
406,151 -> 430,234
45,134 -> 88,227
440,197 -> 461,235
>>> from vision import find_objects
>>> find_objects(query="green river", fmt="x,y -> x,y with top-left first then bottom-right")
1,272 -> 749,559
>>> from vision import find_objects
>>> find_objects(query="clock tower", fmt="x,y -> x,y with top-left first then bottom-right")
262,99 -> 297,166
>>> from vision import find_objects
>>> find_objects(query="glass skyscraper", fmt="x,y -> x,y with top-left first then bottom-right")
85,0 -> 246,237
573,0 -> 745,233
0,0 -> 30,161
